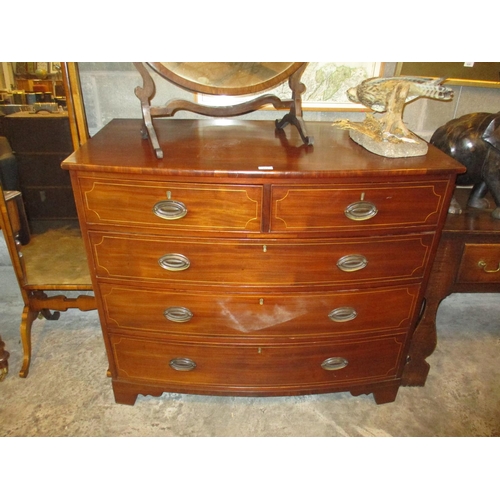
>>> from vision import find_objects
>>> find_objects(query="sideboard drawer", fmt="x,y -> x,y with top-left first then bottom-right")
111,334 -> 405,389
78,177 -> 262,232
457,244 -> 500,283
100,283 -> 421,337
271,181 -> 448,232
90,232 -> 434,285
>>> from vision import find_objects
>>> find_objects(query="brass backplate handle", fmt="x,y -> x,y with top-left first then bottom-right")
478,260 -> 500,273
328,306 -> 357,322
321,357 -> 349,371
336,254 -> 368,272
158,253 -> 191,271
344,200 -> 378,221
169,358 -> 197,371
164,306 -> 194,322
153,200 -> 188,220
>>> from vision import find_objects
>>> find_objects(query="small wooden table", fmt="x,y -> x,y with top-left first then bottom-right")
403,187 -> 500,386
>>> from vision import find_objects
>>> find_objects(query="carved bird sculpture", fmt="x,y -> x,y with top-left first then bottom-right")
334,75 -> 455,157
347,76 -> 454,112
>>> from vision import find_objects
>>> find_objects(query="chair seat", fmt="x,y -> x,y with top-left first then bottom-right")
22,227 -> 92,287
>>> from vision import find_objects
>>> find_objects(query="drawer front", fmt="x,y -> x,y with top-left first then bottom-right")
90,233 -> 434,285
271,181 -> 448,232
111,334 -> 405,389
100,283 -> 421,337
78,177 -> 262,232
457,244 -> 500,283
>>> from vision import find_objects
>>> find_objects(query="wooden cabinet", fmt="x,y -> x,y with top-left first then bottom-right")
3,111 -> 77,227
63,118 -> 464,405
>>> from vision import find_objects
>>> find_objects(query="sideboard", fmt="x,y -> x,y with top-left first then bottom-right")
402,187 -> 500,385
62,118 -> 464,405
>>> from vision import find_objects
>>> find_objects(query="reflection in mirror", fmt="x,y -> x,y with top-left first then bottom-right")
0,180 -> 95,378
149,62 -> 305,95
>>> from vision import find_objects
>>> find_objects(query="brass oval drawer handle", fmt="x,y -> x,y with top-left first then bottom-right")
336,254 -> 368,272
321,357 -> 349,371
169,357 -> 197,371
158,253 -> 191,271
478,260 -> 500,273
164,306 -> 194,323
328,306 -> 357,322
153,200 -> 188,220
344,201 -> 378,221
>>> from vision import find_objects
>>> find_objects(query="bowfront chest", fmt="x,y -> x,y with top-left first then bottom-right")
63,119 -> 464,405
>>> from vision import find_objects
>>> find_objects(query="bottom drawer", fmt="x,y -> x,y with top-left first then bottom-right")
110,334 -> 405,391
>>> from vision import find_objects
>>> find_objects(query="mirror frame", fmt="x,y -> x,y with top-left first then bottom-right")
61,62 -> 90,150
147,62 -> 306,96
134,62 -> 313,159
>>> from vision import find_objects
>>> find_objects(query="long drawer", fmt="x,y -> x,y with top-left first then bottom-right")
100,283 -> 421,337
110,333 -> 405,389
89,232 -> 434,286
271,181 -> 449,232
77,177 -> 262,232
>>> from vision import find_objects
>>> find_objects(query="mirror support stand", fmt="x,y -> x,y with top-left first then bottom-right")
133,62 -> 313,160
275,64 -> 313,145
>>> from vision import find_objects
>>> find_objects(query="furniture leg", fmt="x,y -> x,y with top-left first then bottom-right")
350,383 -> 400,404
19,305 -> 39,378
112,380 -> 140,406
402,238 -> 458,386
402,299 -> 439,385
372,386 -> 399,405
0,335 -> 9,381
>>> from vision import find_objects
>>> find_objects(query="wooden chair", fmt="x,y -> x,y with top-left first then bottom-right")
0,335 -> 8,381
0,182 -> 96,378
0,190 -> 25,380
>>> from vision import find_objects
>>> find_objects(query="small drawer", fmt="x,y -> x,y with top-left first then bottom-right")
457,244 -> 500,283
77,177 -> 262,232
271,181 -> 449,232
89,232 -> 434,286
99,283 -> 421,337
110,334 -> 405,390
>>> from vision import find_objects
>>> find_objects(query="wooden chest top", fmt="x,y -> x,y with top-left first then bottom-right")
62,118 -> 465,179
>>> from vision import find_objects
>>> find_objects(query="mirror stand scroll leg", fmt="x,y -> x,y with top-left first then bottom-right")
275,64 -> 313,145
133,62 -> 164,159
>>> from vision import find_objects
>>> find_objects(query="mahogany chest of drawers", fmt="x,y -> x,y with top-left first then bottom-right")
62,118 -> 464,405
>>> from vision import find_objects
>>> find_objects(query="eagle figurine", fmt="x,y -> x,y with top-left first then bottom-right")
347,76 -> 454,112
334,75 -> 455,157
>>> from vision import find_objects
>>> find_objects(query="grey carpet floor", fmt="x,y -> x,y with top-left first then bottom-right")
1,234 -> 499,437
